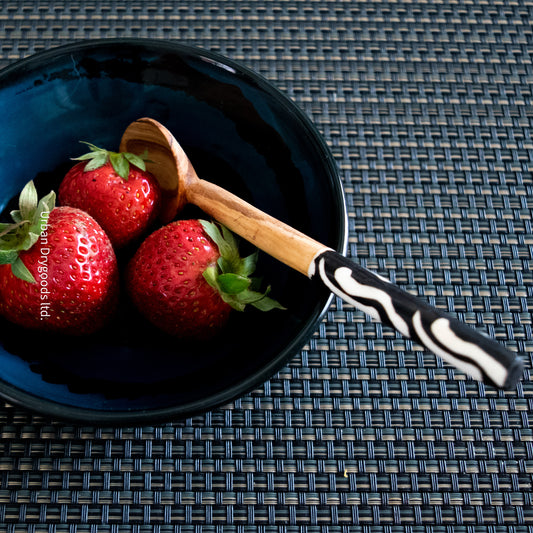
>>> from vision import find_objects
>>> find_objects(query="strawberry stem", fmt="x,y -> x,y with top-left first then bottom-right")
0,181 -> 56,283
73,142 -> 150,180
200,220 -> 285,312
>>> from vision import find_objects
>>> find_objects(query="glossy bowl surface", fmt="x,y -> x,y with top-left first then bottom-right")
0,39 -> 347,424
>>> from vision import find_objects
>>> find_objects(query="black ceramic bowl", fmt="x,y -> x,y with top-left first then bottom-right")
0,39 -> 347,424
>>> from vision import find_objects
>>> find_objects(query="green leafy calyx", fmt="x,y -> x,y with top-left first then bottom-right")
73,142 -> 150,180
0,181 -> 56,283
200,220 -> 285,313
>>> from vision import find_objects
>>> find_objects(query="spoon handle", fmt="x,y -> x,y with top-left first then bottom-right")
310,250 -> 524,389
188,179 -> 523,389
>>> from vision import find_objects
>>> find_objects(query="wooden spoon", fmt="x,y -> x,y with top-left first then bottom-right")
120,117 -> 524,389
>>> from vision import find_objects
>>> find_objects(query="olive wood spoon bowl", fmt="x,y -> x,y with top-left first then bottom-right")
120,117 -> 524,389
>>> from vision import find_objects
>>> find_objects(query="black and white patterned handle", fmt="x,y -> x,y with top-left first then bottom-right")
310,250 -> 524,388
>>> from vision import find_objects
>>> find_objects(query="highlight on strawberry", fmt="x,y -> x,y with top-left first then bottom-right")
0,181 -> 119,334
126,219 -> 285,339
58,142 -> 161,248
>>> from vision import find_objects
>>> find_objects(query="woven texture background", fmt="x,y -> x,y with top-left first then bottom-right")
1,0 -> 532,530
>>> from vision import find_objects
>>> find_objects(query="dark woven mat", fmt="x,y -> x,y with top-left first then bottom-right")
1,0 -> 532,530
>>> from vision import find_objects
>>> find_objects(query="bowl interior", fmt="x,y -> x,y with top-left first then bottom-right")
0,40 -> 346,423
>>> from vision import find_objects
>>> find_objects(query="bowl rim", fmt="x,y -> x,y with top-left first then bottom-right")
0,38 -> 348,425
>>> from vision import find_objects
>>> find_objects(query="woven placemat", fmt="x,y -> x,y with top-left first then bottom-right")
1,0 -> 532,529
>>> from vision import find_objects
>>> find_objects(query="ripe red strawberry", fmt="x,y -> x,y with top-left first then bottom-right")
126,219 -> 283,338
58,143 -> 161,248
0,181 -> 119,334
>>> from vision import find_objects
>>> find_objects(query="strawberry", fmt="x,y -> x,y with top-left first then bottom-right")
126,219 -> 284,338
58,143 -> 161,248
0,181 -> 119,335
